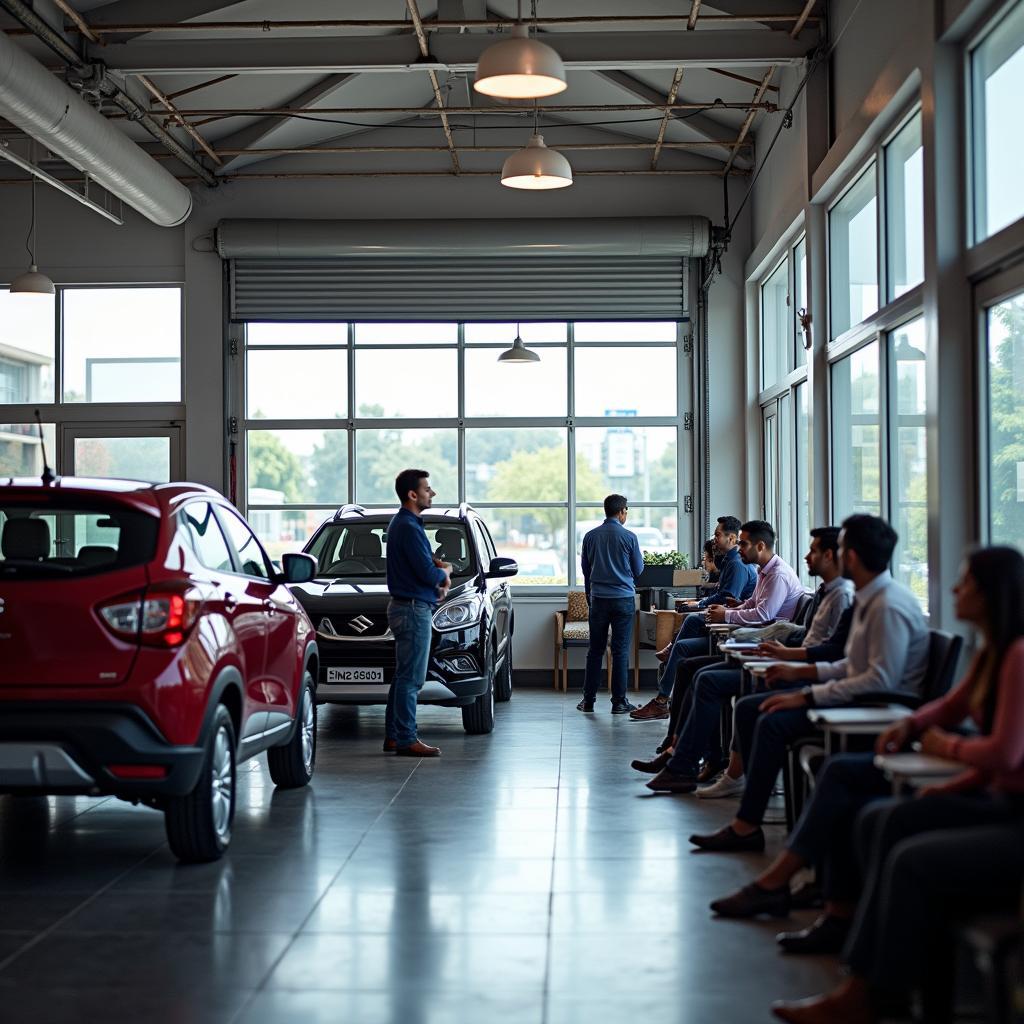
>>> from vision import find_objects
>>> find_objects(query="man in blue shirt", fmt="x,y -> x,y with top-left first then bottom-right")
630,514 -> 756,721
385,468 -> 451,757
579,494 -> 644,714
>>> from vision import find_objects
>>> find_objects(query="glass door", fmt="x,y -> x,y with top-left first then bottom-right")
61,425 -> 182,482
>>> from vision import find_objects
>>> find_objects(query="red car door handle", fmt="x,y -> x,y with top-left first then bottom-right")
223,593 -> 238,612
262,599 -> 276,615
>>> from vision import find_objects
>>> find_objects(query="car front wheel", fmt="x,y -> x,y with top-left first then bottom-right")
462,661 -> 496,735
267,671 -> 317,788
494,637 -> 513,703
164,704 -> 236,863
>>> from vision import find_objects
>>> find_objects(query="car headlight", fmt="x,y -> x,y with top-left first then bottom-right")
433,595 -> 483,632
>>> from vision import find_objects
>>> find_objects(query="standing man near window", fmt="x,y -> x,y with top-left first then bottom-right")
579,494 -> 644,714
385,469 -> 451,757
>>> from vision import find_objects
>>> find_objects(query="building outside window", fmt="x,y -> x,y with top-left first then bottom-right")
830,164 -> 880,339
886,112 -> 924,300
832,341 -> 882,518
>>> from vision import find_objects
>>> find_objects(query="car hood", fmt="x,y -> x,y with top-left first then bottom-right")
289,577 -> 477,610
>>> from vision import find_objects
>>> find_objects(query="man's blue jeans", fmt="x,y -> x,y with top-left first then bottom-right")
666,665 -> 741,775
584,595 -> 635,702
386,598 -> 434,746
657,612 -> 711,697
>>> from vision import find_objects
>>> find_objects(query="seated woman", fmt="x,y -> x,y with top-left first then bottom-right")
708,545 -> 1024,977
703,538 -> 721,583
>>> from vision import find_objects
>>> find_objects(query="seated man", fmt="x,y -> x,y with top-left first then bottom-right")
688,513 -> 930,851
645,520 -> 804,792
630,514 -> 756,721
694,526 -> 855,798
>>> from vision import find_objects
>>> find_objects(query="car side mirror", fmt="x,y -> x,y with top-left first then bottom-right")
281,552 -> 317,584
486,556 -> 518,579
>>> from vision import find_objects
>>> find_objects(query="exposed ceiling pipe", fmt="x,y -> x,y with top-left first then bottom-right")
0,24 -> 194,226
0,0 -> 217,192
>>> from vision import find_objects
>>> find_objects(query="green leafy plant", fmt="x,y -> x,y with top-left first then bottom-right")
642,550 -> 688,568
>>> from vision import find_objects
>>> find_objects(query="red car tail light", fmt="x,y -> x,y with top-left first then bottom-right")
98,586 -> 203,648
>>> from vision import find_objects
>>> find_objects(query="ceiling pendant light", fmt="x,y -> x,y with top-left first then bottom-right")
500,133 -> 573,189
497,324 -> 541,364
10,171 -> 54,300
474,1 -> 566,100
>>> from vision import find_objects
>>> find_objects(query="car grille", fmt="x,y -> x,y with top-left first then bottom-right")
315,612 -> 392,640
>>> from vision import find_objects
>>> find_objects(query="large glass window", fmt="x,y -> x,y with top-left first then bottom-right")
0,291 -> 54,404
573,347 -> 676,417
985,291 -> 1024,546
794,382 -> 810,583
62,288 -> 181,403
830,165 -> 879,338
886,113 -> 924,300
889,318 -> 928,607
761,259 -> 789,389
972,1 -> 1024,241
794,238 -> 808,368
831,341 -> 882,517
0,422 -> 55,477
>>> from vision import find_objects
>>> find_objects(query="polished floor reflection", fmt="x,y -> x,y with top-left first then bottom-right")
0,692 -> 835,1023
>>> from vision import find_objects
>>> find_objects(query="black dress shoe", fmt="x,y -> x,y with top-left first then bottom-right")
776,914 -> 850,955
710,882 -> 791,918
611,699 -> 638,715
790,881 -> 823,910
631,750 -> 671,774
646,768 -> 698,793
576,698 -> 595,712
689,825 -> 765,852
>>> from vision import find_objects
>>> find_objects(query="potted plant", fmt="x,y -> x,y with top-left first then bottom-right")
637,550 -> 689,588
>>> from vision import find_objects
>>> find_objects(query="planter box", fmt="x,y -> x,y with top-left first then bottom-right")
638,609 -> 685,649
636,564 -> 675,587
672,569 -> 708,587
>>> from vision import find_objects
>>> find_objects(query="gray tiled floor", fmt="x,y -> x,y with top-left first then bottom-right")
0,691 -> 837,1023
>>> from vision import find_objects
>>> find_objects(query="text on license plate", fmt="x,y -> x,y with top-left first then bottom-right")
327,667 -> 384,683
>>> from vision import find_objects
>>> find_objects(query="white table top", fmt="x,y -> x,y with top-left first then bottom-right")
808,706 -> 914,726
874,752 -> 962,779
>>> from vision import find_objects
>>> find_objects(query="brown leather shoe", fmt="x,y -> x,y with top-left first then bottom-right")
629,696 -> 670,721
396,740 -> 441,757
382,739 -> 397,753
630,750 -> 671,773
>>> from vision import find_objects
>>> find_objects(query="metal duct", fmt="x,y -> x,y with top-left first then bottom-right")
216,216 -> 711,259
0,31 -> 193,228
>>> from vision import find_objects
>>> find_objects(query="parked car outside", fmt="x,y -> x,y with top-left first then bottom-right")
0,477 -> 319,862
290,503 -> 516,735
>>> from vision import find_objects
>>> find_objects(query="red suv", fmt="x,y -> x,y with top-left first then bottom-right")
0,477 -> 319,862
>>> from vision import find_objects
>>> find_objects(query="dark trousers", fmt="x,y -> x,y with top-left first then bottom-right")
734,693 -> 817,826
666,666 -> 743,776
844,793 -> 1024,1019
584,596 -> 635,702
784,752 -> 891,902
659,655 -> 722,749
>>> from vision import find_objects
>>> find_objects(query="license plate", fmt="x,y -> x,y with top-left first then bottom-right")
327,667 -> 384,684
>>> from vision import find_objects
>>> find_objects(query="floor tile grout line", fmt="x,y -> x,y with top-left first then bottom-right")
226,757 -> 422,1024
540,692 -> 566,1024
0,840 -> 167,976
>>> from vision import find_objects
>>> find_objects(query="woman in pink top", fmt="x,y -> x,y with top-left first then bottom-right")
773,546 -> 1024,1023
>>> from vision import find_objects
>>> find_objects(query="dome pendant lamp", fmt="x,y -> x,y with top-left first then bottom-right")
11,171 -> 54,300
474,1 -> 566,100
501,102 -> 573,190
497,323 -> 541,364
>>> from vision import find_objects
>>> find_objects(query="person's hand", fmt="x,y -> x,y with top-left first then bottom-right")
433,556 -> 451,570
919,726 -> 953,757
764,663 -> 806,687
875,717 -> 914,755
757,639 -> 791,659
761,690 -> 808,713
437,583 -> 450,602
705,606 -> 727,624
724,597 -> 741,608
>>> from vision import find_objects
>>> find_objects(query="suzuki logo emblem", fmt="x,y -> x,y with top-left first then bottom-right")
0,597 -> 4,615
348,615 -> 374,634
318,618 -> 338,636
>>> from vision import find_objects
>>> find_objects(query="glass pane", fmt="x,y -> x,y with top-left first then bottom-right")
890,318 -> 928,608
465,323 -> 566,345
763,412 -> 777,525
829,165 -> 879,338
573,322 -> 677,342
0,291 -> 54,403
886,112 -> 924,300
761,259 -> 789,389
355,349 -> 457,418
778,392 -> 794,563
249,507 -> 330,562
355,428 -> 457,505
247,428 -> 347,505
574,505 -> 679,580
574,348 -> 676,417
63,288 -> 181,403
181,502 -> 234,573
247,349 -> 347,420
831,341 -> 881,517
354,323 -> 457,345
0,422 -> 55,477
986,292 -> 1024,546
218,507 -> 272,579
795,383 -> 811,584
465,428 -> 567,502
973,2 -> 1024,240
575,426 -> 676,504
464,348 -> 566,417
794,238 -> 808,368
73,436 -> 171,483
247,322 -> 347,346
481,506 -> 568,585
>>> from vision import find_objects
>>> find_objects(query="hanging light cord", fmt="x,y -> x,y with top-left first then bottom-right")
25,175 -> 36,266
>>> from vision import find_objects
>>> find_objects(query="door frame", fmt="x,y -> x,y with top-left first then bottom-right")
61,422 -> 184,481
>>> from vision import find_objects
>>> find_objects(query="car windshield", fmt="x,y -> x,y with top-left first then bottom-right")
307,520 -> 477,580
0,498 -> 159,579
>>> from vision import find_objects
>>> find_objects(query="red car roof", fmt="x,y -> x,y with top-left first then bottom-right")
0,477 -> 223,515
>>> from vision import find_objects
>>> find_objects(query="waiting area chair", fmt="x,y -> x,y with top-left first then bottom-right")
553,591 -> 613,693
